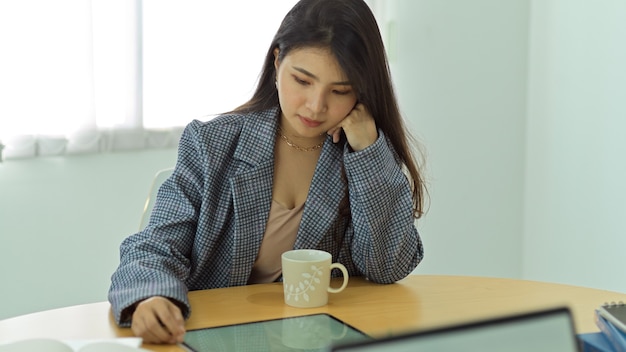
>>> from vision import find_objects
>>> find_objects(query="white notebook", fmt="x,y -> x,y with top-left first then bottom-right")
0,338 -> 146,352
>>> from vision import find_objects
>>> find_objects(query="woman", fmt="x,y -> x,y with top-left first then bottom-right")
109,0 -> 426,344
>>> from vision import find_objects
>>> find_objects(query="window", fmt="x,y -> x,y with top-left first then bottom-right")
0,0 -> 298,160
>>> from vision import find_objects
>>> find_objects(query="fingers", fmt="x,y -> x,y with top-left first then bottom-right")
333,129 -> 342,143
327,126 -> 343,143
329,103 -> 377,151
131,296 -> 186,345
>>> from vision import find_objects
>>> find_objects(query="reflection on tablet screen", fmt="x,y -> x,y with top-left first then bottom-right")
181,313 -> 370,352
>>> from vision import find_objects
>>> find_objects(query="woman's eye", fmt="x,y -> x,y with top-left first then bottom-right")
333,89 -> 352,96
293,76 -> 309,85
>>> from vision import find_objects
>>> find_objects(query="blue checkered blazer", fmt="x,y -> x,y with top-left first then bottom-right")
108,106 -> 423,326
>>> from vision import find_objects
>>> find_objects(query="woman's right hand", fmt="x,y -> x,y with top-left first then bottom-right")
131,296 -> 186,344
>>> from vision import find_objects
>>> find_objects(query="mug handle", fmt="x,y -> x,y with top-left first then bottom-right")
327,263 -> 349,293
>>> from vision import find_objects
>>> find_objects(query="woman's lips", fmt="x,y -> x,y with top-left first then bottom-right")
299,115 -> 322,128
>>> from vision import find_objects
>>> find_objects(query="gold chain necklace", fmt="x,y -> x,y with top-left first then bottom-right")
278,128 -> 324,152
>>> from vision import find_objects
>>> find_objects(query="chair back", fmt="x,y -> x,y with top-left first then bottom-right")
139,167 -> 174,230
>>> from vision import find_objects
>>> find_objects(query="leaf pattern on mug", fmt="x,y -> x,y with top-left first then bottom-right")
284,265 -> 324,303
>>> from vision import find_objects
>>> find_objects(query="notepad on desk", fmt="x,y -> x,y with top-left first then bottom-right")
0,337 -> 147,352
578,331 -> 613,352
594,308 -> 626,352
598,301 -> 626,335
578,302 -> 626,352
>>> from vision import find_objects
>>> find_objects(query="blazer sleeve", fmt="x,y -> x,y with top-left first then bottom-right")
342,131 -> 424,284
108,121 -> 205,326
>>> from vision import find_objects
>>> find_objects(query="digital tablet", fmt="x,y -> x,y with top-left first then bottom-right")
330,307 -> 580,352
180,313 -> 370,352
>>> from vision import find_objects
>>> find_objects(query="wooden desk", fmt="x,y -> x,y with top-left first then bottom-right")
1,275 -> 625,351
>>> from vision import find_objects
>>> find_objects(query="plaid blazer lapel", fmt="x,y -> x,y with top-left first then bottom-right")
295,140 -> 346,249
228,109 -> 278,286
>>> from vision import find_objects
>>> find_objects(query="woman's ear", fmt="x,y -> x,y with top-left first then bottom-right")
273,48 -> 280,71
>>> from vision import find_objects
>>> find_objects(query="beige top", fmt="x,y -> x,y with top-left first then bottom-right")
247,200 -> 303,284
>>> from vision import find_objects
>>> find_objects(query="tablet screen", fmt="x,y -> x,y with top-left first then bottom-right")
180,313 -> 370,352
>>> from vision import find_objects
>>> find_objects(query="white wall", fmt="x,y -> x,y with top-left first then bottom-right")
523,0 -> 626,292
387,0 -> 529,278
388,0 -> 626,294
0,149 -> 177,320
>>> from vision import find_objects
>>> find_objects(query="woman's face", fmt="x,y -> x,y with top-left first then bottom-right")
274,47 -> 358,139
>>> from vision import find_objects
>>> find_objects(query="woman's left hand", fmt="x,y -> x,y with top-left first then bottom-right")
327,103 -> 378,151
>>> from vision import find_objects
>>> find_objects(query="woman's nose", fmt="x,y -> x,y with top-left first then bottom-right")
306,90 -> 328,113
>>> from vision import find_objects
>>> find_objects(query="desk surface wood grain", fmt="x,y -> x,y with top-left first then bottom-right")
2,275 -> 625,351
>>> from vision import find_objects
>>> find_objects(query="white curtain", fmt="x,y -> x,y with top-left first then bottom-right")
0,0 -> 298,161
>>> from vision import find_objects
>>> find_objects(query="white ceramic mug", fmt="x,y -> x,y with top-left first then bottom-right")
281,249 -> 349,308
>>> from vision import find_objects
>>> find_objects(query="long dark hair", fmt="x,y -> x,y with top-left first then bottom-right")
234,0 -> 426,218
